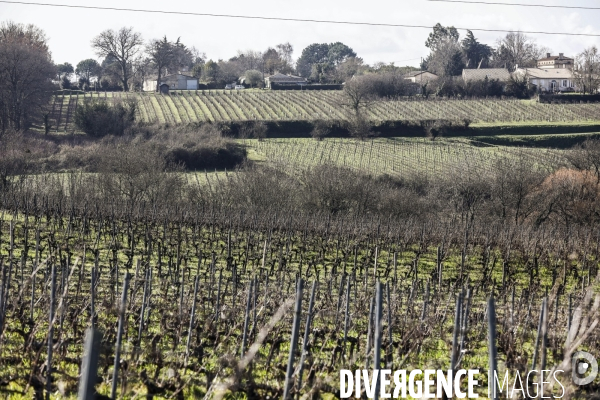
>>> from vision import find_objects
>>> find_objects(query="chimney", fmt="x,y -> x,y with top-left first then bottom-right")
559,53 -> 564,58
547,53 -> 551,58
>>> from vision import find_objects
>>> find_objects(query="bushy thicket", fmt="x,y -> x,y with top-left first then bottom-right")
423,118 -> 471,139
6,139 -> 600,230
7,140 -> 600,230
347,72 -> 533,100
429,75 -> 535,99
193,142 -> 600,226
347,73 -> 420,99
0,130 -> 58,187
87,125 -> 246,172
74,98 -> 136,137
431,76 -> 504,98
0,124 -> 247,175
156,124 -> 247,170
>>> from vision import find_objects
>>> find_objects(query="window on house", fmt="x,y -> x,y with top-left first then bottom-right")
563,80 -> 567,86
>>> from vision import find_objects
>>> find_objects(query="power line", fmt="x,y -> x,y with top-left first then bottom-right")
1,0 -> 600,37
427,0 -> 600,10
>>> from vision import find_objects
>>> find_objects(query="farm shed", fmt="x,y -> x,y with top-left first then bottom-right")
143,73 -> 198,91
462,68 -> 511,83
265,73 -> 308,89
515,67 -> 576,92
403,71 -> 438,83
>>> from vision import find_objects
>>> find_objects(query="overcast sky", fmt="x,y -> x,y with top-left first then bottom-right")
1,0 -> 599,68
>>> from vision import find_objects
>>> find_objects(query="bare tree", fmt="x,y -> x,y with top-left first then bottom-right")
341,76 -> 375,139
234,50 -> 264,73
342,76 -> 374,114
145,36 -> 195,91
276,42 -> 294,72
276,43 -> 293,64
566,139 -> 600,183
491,151 -> 545,224
264,48 -> 283,75
147,36 -> 177,91
573,46 -> 600,94
493,32 -> 548,71
0,21 -> 55,132
131,55 -> 152,92
244,70 -> 262,88
91,27 -> 143,91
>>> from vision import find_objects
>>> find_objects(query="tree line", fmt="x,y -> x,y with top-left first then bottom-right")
422,24 -> 600,93
3,18 -> 600,134
50,22 -> 600,95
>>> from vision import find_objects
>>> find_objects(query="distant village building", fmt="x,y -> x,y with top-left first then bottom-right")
536,53 -> 574,70
509,53 -> 577,92
462,68 -> 511,83
515,67 -> 575,92
143,73 -> 198,91
264,73 -> 308,89
403,71 -> 438,83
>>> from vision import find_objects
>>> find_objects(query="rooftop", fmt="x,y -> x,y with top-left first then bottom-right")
517,68 -> 574,79
267,73 -> 307,82
462,68 -> 511,82
162,73 -> 197,79
537,53 -> 573,62
404,71 -> 436,78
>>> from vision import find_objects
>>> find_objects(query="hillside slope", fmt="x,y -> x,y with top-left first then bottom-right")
47,90 -> 600,133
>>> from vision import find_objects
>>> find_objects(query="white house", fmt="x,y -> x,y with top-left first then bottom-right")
536,53 -> 574,70
514,67 -> 575,92
143,73 -> 198,91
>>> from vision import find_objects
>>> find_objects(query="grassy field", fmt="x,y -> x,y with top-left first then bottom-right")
47,91 -> 600,133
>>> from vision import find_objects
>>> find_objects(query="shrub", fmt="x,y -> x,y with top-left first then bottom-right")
95,140 -> 185,207
137,124 -> 248,171
235,121 -> 268,140
74,98 -> 136,137
60,75 -> 71,89
422,119 -> 471,139
165,142 -> 246,170
0,131 -> 29,188
505,74 -> 535,99
244,69 -> 263,88
252,121 -> 268,140
311,120 -> 333,140
425,120 -> 450,140
345,111 -> 374,140
78,77 -> 90,91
